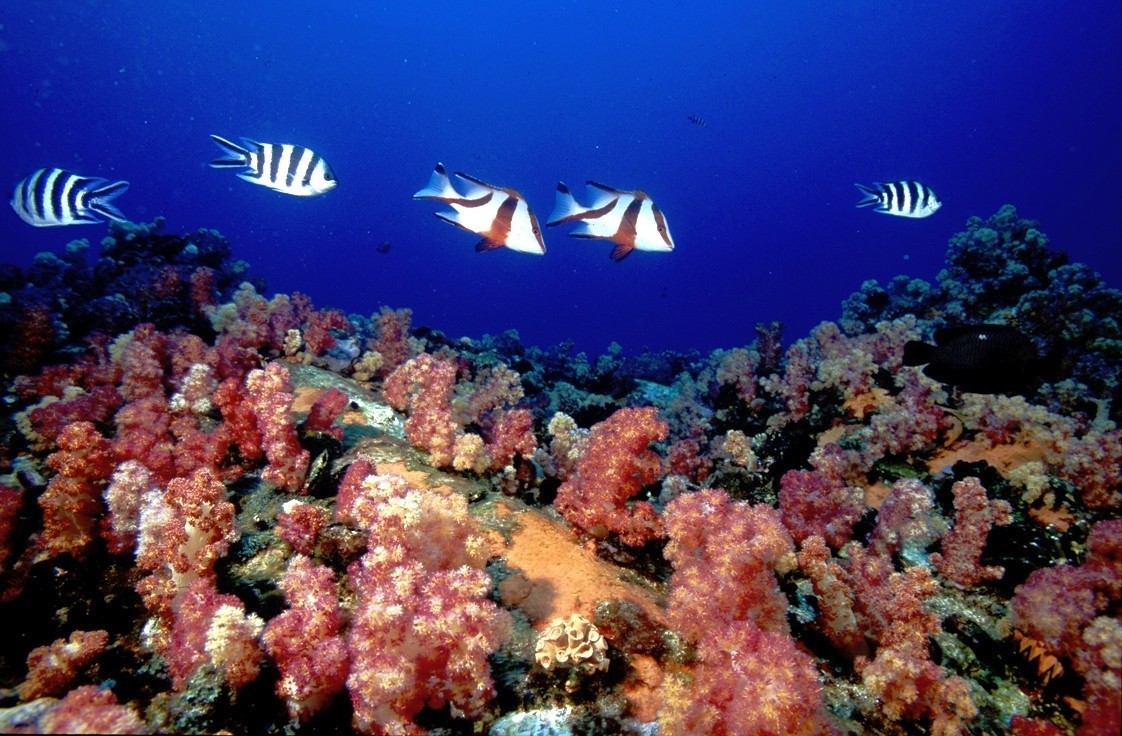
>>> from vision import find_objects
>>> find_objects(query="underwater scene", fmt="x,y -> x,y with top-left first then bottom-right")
0,2 -> 1120,735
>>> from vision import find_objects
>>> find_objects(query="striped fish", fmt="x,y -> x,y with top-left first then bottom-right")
547,181 -> 674,262
413,163 -> 545,255
855,180 -> 941,218
209,134 -> 337,197
10,167 -> 129,227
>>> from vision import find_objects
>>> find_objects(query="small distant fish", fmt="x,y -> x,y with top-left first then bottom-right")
902,324 -> 1042,394
10,167 -> 129,227
209,134 -> 337,197
688,114 -> 707,127
413,163 -> 545,255
855,180 -> 941,218
547,181 -> 674,262
376,239 -> 392,254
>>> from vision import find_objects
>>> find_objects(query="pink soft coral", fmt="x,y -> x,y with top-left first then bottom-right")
554,406 -> 668,546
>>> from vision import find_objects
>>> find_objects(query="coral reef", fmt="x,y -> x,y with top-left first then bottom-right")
0,208 -> 1118,735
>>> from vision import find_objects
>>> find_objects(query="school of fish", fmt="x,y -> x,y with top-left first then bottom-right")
13,135 -> 1046,394
8,132 -> 942,258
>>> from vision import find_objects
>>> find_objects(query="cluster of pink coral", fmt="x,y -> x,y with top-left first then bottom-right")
262,555 -> 348,722
301,387 -> 349,440
246,363 -> 310,492
34,685 -> 146,734
664,488 -> 795,637
205,283 -> 353,360
661,488 -> 831,736
275,500 -> 331,555
798,531 -> 981,733
4,229 -> 1120,736
383,352 -> 534,472
554,406 -> 668,546
37,421 -> 114,559
383,353 -> 462,468
778,466 -> 865,549
335,465 -> 511,735
368,305 -> 414,376
930,476 -> 1013,586
165,577 -> 264,690
17,629 -> 110,700
1006,519 -> 1122,735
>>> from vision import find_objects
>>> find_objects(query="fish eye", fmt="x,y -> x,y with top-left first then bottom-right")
324,172 -> 336,181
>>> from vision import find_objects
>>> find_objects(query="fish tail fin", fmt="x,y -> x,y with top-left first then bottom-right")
86,179 -> 130,222
854,182 -> 881,208
413,163 -> 459,200
547,182 -> 585,226
209,134 -> 250,168
902,340 -> 936,366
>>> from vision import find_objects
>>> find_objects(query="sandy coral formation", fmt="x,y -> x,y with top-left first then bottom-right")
535,613 -> 610,673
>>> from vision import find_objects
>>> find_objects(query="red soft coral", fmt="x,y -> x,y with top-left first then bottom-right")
664,488 -> 795,639
554,407 -> 668,546
778,467 -> 865,549
660,619 -> 831,736
38,422 -> 115,559
263,555 -> 348,721
245,362 -> 310,492
383,354 -> 460,468
338,465 -> 510,735
930,476 -> 1012,587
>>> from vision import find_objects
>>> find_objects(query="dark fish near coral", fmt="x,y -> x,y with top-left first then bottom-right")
855,180 -> 941,218
903,324 -> 1042,394
209,134 -> 337,197
688,114 -> 707,127
11,167 -> 129,227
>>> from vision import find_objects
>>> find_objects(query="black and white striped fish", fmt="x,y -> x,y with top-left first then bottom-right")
855,180 -> 941,218
209,135 -> 337,197
10,168 -> 129,227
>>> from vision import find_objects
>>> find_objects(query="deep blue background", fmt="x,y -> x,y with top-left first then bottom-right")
2,1 -> 1119,354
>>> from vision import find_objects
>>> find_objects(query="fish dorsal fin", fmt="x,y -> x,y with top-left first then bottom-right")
587,180 -> 628,195
454,171 -> 502,201
584,180 -> 625,209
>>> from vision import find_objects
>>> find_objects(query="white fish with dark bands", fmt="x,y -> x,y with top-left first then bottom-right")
413,163 -> 546,255
10,167 -> 129,227
547,181 -> 674,261
855,180 -> 941,218
209,134 -> 337,197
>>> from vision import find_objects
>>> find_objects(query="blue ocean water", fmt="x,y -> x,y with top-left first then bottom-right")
2,1 -> 1119,355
